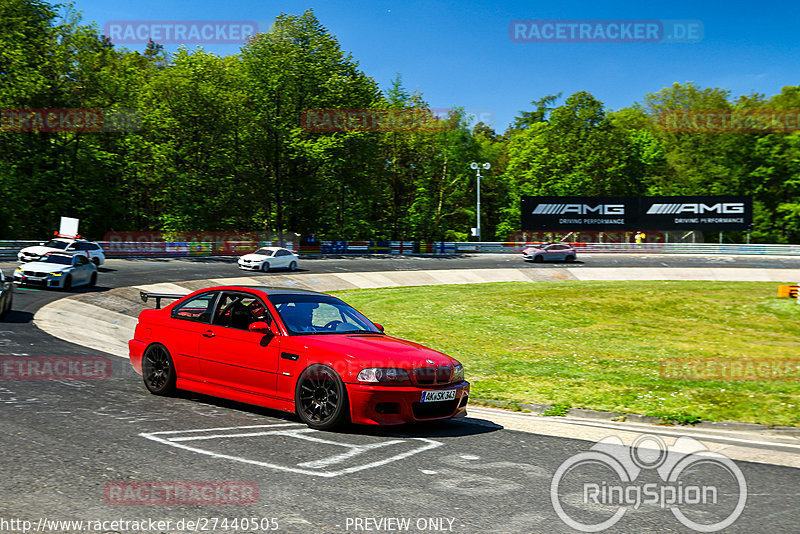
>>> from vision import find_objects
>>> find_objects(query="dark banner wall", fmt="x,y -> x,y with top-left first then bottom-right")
521,196 -> 752,231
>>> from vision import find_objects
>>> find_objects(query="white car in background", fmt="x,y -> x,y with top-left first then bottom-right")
237,247 -> 300,272
14,252 -> 98,290
18,237 -> 105,265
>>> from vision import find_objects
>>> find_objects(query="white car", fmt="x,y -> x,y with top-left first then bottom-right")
237,247 -> 300,272
14,252 -> 98,290
18,238 -> 105,265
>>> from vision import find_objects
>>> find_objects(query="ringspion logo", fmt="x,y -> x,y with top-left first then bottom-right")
551,434 -> 746,531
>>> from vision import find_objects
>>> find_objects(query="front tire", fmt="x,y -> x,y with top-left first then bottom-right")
261,262 -> 270,272
142,344 -> 177,396
92,257 -> 100,266
88,272 -> 97,287
295,364 -> 350,430
565,255 -> 575,262
533,255 -> 543,263
62,274 -> 72,290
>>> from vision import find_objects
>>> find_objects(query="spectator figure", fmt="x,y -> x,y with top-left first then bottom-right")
634,231 -> 646,246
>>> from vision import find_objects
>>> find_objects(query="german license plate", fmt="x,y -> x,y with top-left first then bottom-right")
420,389 -> 456,403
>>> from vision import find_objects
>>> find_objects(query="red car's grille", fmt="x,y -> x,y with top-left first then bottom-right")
412,366 -> 452,386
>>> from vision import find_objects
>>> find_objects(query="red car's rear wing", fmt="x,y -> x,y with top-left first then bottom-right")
139,291 -> 187,309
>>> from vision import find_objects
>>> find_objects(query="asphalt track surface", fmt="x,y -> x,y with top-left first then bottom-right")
1,254 -> 799,533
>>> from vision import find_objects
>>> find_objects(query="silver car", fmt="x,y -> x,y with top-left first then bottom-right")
522,243 -> 577,263
14,252 -> 98,290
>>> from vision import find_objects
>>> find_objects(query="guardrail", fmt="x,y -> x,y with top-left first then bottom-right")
2,240 -> 800,261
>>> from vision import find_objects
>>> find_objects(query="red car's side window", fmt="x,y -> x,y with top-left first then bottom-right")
171,292 -> 217,323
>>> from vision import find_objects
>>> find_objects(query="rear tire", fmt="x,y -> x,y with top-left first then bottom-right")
91,257 -> 100,266
88,272 -> 97,287
289,261 -> 297,271
295,364 -> 350,430
142,344 -> 177,396
565,255 -> 575,262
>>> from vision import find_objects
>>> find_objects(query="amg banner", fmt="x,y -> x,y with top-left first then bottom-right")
521,195 -> 752,230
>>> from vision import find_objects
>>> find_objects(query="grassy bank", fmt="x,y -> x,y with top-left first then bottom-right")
336,281 -> 800,427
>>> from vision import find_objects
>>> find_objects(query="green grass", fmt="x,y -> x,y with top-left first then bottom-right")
335,281 -> 800,427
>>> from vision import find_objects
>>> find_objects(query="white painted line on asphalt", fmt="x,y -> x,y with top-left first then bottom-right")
297,440 -> 405,469
147,423 -> 302,435
140,424 -> 443,477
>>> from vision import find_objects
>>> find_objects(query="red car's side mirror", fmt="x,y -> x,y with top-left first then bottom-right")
249,321 -> 277,334
374,323 -> 384,333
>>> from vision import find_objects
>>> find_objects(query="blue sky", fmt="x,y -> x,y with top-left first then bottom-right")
71,0 -> 800,131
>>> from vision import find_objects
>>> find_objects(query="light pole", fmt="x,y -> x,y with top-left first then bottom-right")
469,162 -> 491,240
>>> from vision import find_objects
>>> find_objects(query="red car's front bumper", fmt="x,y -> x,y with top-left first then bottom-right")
346,381 -> 470,425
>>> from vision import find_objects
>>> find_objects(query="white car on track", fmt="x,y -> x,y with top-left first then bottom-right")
237,247 -> 300,272
18,237 -> 105,265
14,252 -> 98,290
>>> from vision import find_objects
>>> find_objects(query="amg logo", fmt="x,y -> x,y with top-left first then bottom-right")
531,204 -> 625,215
647,203 -> 745,215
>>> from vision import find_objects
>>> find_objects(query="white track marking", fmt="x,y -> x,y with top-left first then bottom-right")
140,425 -> 442,477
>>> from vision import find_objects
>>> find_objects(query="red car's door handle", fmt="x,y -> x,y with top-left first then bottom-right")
202,330 -> 215,338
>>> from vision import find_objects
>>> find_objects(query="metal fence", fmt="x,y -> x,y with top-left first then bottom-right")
3,239 -> 800,261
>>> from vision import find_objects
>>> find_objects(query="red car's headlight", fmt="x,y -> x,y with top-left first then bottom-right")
452,363 -> 465,382
357,367 -> 411,384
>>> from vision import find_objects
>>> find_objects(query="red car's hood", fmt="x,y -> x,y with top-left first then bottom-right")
296,334 -> 456,368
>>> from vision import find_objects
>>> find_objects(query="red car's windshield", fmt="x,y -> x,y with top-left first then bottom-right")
268,294 -> 380,335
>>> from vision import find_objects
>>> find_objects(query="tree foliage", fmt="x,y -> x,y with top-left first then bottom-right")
1,1 -> 798,242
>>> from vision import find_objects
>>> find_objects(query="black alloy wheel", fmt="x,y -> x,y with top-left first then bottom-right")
295,364 -> 350,430
142,344 -> 177,395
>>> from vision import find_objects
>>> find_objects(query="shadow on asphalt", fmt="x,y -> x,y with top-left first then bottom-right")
175,390 -> 502,438
1,309 -> 34,323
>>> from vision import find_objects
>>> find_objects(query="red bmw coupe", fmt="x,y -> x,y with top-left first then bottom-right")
128,286 -> 469,430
